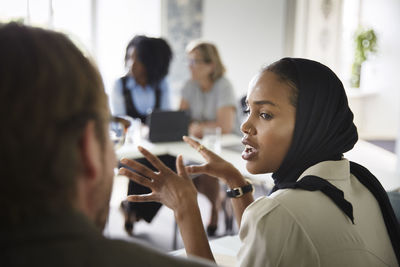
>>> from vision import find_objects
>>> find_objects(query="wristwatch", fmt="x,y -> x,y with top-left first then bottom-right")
226,179 -> 255,198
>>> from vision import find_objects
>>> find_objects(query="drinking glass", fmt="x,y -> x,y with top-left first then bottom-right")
202,126 -> 222,154
109,116 -> 131,150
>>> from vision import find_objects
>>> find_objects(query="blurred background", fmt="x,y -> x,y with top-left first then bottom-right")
1,0 -> 399,143
1,0 -> 399,250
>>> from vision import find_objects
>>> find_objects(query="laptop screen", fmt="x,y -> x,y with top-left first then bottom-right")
146,110 -> 189,143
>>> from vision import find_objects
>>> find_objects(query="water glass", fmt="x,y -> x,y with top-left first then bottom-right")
202,126 -> 222,154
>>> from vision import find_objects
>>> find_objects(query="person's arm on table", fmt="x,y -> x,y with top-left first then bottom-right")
119,149 -> 215,261
183,136 -> 254,227
216,106 -> 235,134
188,107 -> 235,139
180,99 -> 235,138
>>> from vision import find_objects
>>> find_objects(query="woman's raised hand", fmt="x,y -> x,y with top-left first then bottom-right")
183,136 -> 243,184
119,147 -> 215,260
118,146 -> 198,212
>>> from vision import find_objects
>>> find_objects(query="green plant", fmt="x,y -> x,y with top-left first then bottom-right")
350,28 -> 378,88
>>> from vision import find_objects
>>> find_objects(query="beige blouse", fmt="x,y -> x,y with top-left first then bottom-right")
238,159 -> 398,267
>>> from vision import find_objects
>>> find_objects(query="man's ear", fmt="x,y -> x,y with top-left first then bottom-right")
79,121 -> 101,181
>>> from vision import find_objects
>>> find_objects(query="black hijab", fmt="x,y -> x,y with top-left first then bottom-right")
269,58 -> 400,262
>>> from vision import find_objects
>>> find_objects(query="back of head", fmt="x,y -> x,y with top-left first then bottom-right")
186,40 -> 225,81
0,23 -> 108,226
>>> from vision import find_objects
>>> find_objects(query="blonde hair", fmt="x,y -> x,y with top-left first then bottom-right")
186,40 -> 226,81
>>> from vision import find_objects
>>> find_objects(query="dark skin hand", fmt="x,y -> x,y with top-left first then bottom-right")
118,136 -> 255,260
119,147 -> 215,261
182,136 -> 255,226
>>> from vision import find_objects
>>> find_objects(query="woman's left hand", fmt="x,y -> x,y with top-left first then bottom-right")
118,146 -> 198,213
183,136 -> 244,186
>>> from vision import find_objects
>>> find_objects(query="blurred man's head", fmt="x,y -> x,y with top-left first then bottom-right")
0,23 -> 115,230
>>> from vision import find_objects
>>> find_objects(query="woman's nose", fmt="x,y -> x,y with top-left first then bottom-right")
241,118 -> 254,135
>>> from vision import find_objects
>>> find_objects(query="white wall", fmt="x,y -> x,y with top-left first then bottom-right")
291,0 -> 400,140
292,0 -> 343,73
357,0 -> 400,140
202,0 -> 287,99
96,0 -> 162,95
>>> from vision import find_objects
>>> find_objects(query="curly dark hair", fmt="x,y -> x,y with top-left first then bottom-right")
124,35 -> 173,87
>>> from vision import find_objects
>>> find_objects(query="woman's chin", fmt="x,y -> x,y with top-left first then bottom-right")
245,162 -> 264,175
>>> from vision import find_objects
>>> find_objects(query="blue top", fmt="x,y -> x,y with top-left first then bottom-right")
111,76 -> 171,116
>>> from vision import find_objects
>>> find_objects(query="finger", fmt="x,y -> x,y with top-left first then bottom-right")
119,167 -> 153,188
183,135 -> 201,148
120,158 -> 156,179
137,146 -> 168,172
186,164 -> 208,175
176,155 -> 189,179
182,136 -> 212,160
126,193 -> 159,203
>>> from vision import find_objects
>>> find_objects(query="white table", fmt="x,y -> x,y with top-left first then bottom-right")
344,140 -> 400,191
170,235 -> 240,267
116,135 -> 400,191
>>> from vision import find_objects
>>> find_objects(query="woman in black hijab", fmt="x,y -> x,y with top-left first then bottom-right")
119,58 -> 399,266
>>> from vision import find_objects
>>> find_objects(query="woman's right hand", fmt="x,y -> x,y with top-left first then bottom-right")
119,146 -> 216,261
118,147 -> 198,214
183,136 -> 244,186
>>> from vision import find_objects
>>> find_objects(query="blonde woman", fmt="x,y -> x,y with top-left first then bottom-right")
179,41 -> 237,236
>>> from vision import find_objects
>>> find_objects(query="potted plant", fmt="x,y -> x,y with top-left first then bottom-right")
350,27 -> 378,88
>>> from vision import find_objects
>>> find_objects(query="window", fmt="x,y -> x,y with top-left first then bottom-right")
0,0 -> 162,95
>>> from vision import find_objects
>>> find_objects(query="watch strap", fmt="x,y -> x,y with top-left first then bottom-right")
226,180 -> 254,198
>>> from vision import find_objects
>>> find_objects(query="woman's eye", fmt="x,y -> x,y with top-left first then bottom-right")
244,108 -> 250,116
260,112 -> 273,120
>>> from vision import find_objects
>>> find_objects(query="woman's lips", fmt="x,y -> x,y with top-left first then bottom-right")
241,143 -> 258,160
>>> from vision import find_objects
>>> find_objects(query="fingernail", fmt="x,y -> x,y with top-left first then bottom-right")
120,158 -> 128,164
138,146 -> 143,151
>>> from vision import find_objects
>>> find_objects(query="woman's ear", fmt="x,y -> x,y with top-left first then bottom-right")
79,121 -> 101,181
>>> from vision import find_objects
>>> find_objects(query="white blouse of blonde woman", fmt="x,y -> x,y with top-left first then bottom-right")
179,48 -> 236,138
